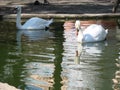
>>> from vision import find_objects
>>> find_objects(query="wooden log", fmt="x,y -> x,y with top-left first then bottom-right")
112,0 -> 120,13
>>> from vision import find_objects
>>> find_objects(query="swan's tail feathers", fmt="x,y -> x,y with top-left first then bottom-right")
46,19 -> 53,27
49,18 -> 53,23
105,29 -> 108,34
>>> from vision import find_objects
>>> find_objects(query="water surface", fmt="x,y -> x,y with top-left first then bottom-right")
0,19 -> 119,90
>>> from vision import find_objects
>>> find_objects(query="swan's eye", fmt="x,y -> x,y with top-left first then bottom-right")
17,8 -> 20,11
14,7 -> 18,13
15,6 -> 20,11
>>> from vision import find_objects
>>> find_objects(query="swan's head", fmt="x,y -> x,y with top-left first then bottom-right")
75,20 -> 81,31
15,6 -> 21,13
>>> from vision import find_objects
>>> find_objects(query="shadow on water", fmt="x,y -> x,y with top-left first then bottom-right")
52,28 -> 64,90
0,19 -> 120,90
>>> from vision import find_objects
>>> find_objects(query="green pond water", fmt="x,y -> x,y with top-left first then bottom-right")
0,19 -> 120,90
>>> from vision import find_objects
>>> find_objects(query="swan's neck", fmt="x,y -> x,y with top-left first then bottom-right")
16,8 -> 22,29
78,29 -> 83,43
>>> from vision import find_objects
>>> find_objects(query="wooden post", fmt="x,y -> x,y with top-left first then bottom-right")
44,0 -> 49,4
34,0 -> 40,5
112,0 -> 120,13
34,0 -> 49,5
116,19 -> 120,41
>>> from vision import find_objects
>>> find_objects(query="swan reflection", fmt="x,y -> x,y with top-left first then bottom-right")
17,29 -> 54,41
16,29 -> 55,89
83,41 -> 107,56
16,29 -> 54,52
75,41 -> 107,64
74,43 -> 83,64
62,41 -> 108,90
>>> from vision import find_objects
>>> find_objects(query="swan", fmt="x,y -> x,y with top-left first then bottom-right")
15,6 -> 53,30
75,20 -> 108,43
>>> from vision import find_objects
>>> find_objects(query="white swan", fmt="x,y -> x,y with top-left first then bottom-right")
75,20 -> 108,43
15,6 -> 53,30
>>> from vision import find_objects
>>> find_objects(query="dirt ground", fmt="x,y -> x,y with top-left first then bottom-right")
0,0 -> 119,14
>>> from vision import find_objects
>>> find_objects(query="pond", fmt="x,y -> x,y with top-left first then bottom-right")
0,18 -> 120,90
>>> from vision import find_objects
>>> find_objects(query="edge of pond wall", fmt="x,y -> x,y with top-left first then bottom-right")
2,13 -> 120,21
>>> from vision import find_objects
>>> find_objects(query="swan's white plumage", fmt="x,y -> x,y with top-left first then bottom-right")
22,17 -> 53,29
16,6 -> 53,29
75,20 -> 108,43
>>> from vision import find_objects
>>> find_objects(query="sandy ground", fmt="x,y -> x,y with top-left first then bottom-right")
0,82 -> 19,90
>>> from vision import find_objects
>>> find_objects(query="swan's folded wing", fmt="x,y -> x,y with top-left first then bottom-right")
22,17 -> 48,29
83,24 -> 107,42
